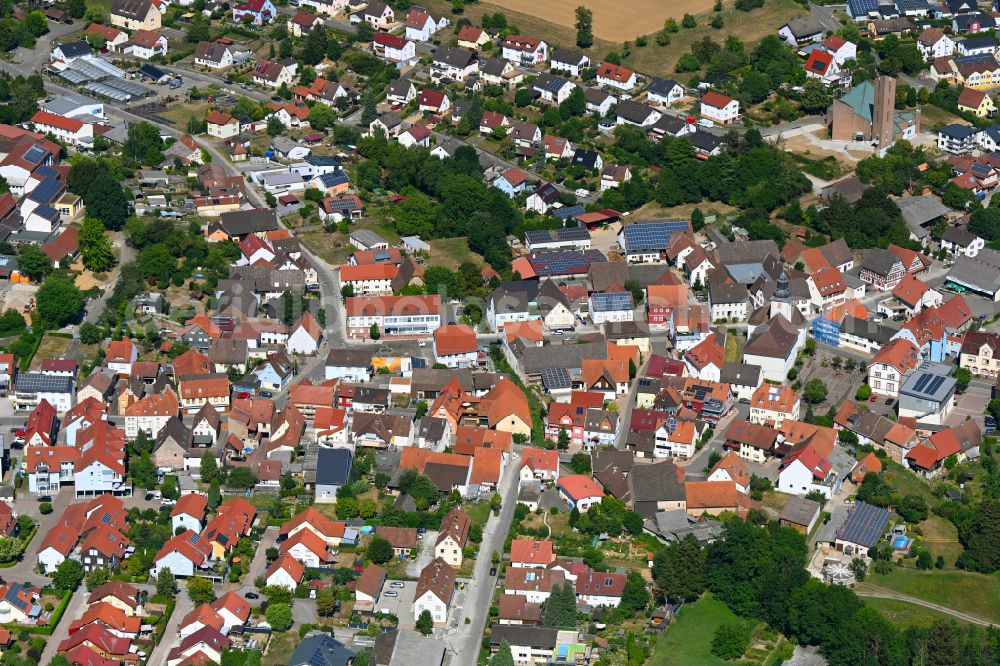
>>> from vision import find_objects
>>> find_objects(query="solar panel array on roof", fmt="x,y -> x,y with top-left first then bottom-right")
28,178 -> 62,205
528,249 -> 606,277
23,145 -> 48,165
326,198 -> 359,212
552,205 -> 585,220
848,0 -> 879,14
623,220 -> 690,252
591,291 -> 634,312
541,367 -> 572,390
837,501 -> 891,548
524,226 -> 590,245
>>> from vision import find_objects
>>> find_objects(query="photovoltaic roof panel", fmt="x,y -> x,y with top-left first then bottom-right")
541,367 -> 572,390
927,376 -> 946,396
552,205 -> 585,220
591,291 -> 634,311
913,373 -> 931,393
622,220 -> 690,252
527,249 -> 606,277
837,501 -> 891,548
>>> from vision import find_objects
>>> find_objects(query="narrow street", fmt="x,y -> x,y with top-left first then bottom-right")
444,450 -> 521,664
147,594 -> 195,666
38,587 -> 89,666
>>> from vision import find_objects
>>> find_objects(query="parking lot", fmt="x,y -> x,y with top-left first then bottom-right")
376,580 -> 416,627
946,379 -> 991,427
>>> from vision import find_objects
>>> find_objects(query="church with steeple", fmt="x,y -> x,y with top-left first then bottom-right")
744,271 -> 808,382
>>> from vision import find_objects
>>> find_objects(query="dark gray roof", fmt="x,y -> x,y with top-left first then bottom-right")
841,315 -> 896,344
780,496 -> 821,527
489,626 -> 560,649
525,226 -> 589,246
517,336 -> 608,374
617,99 -> 658,123
218,209 -> 279,236
937,123 -> 979,140
821,176 -> 868,204
315,448 -> 353,486
894,195 -> 951,227
326,348 -> 373,368
783,16 -> 824,38
479,57 -> 510,77
648,78 -> 681,97
719,362 -> 761,387
715,239 -> 780,265
899,361 -> 957,402
947,248 -> 1000,294
155,416 -> 190,450
57,41 -> 91,58
743,314 -> 800,359
289,633 -> 355,666
630,460 -> 686,517
436,44 -> 477,68
940,225 -> 978,246
708,280 -> 747,305
860,248 -> 902,275
551,48 -> 587,65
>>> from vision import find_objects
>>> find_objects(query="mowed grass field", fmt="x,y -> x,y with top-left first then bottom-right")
649,594 -> 743,665
624,0 -> 808,77
858,569 -> 1000,625
865,597 -> 969,629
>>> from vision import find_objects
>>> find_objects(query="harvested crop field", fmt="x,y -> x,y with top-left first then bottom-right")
481,0 -> 714,41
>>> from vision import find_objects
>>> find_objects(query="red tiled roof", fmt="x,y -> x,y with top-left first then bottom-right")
558,474 -> 604,501
701,91 -> 735,108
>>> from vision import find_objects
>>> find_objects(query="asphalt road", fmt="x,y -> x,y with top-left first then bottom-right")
444,450 -> 521,664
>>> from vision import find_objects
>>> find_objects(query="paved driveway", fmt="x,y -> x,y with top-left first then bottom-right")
235,526 -> 278,595
406,531 -> 437,577
946,379 -> 991,427
376,580 -> 416,627
147,593 -> 195,666
38,587 -> 88,665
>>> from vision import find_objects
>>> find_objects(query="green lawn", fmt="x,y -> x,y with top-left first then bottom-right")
859,569 -> 1000,624
427,238 -> 484,270
649,594 -> 742,666
915,514 -> 964,569
883,462 -> 934,501
865,597 -> 968,629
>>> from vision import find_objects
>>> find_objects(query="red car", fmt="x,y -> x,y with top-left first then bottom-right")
236,391 -> 250,399
869,395 -> 877,403
13,429 -> 24,437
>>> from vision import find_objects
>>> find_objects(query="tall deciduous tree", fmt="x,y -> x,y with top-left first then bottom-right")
574,6 -> 593,48
652,534 -> 705,602
36,276 -> 85,327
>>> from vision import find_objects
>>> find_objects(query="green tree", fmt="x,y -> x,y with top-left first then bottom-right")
620,571 -> 651,615
849,557 -> 867,582
85,566 -> 109,591
67,0 -> 86,18
79,217 -> 115,273
79,322 -> 103,345
123,121 -> 164,165
315,588 -> 336,616
653,534 -> 705,602
369,323 -> 381,339
711,623 -> 749,660
201,452 -> 220,484
855,384 -> 872,401
265,602 -> 293,631
574,6 -> 593,48
37,275 -> 85,328
958,498 -> 1000,572
301,25 -> 328,65
17,243 -> 53,281
557,428 -> 570,450
952,367 -> 972,393
799,78 -> 833,114
309,103 -> 337,131
84,176 -> 129,231
226,467 -> 257,489
208,479 -> 222,509
187,576 -> 216,604
490,641 -> 515,666
542,582 -> 577,628
682,13 -> 696,27
131,452 -> 158,489
567,453 -> 590,474
156,567 -> 177,596
415,609 -> 434,635
367,535 -> 393,564
803,378 -> 828,405
52,559 -> 84,590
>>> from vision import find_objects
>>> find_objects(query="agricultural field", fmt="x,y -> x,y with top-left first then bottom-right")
471,0 -> 713,42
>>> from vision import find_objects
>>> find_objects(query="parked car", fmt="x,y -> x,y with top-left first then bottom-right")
260,391 -> 273,398
246,592 -> 260,599
383,591 -> 398,598
390,581 -> 405,588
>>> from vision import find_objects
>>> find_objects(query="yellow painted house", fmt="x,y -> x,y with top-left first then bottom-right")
958,87 -> 996,117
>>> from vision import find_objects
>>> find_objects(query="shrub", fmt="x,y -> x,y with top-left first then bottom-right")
40,502 -> 53,515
